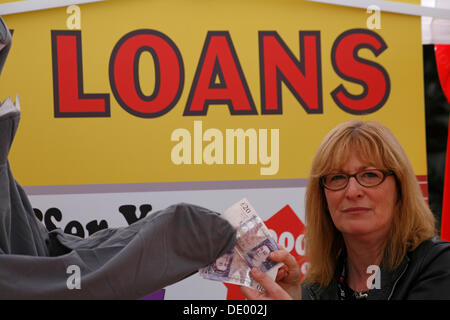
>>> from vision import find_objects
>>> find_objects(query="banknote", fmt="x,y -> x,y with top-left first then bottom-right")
199,198 -> 282,292
199,247 -> 265,291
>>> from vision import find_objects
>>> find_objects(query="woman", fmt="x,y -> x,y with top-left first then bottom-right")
241,119 -> 450,300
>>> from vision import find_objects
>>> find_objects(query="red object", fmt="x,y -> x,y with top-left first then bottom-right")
435,45 -> 450,104
225,205 -> 307,299
52,31 -> 110,117
436,44 -> 450,241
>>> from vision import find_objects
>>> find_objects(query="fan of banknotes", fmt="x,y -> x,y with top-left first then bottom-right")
199,198 -> 282,292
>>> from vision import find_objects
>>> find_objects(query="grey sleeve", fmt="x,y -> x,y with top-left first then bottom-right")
0,203 -> 236,299
0,101 -> 236,299
0,16 -> 12,78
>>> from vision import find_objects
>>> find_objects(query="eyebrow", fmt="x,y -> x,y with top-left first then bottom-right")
331,166 -> 376,174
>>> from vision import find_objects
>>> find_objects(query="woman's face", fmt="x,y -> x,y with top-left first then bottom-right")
323,152 -> 398,240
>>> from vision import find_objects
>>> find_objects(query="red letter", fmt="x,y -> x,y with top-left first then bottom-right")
331,29 -> 390,114
259,31 -> 322,114
51,31 -> 110,117
109,30 -> 184,118
184,31 -> 257,116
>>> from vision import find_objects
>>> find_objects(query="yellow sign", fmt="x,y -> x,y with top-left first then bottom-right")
0,0 -> 425,186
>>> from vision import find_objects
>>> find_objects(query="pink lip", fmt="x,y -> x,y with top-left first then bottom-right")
342,207 -> 370,214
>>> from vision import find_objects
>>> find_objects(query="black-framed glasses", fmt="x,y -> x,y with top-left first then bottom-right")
320,169 -> 395,191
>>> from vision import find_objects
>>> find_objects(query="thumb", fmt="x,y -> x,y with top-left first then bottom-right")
250,268 -> 292,300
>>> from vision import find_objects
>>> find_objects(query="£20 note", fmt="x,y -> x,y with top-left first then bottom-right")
199,198 -> 282,292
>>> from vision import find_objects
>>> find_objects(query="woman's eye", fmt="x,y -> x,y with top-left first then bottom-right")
360,171 -> 382,180
362,171 -> 378,177
330,175 -> 346,181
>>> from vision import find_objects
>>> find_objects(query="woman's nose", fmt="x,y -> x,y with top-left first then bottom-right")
344,176 -> 364,198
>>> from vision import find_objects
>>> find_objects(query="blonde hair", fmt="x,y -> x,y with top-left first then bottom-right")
303,119 -> 436,287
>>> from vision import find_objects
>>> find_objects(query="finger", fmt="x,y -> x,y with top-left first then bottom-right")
270,250 -> 300,272
275,266 -> 288,282
240,285 -> 265,300
250,268 -> 292,300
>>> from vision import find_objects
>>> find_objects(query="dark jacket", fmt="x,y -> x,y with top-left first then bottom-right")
302,237 -> 450,300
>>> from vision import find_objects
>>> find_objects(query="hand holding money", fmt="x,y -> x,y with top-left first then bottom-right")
199,198 -> 283,292
240,250 -> 303,300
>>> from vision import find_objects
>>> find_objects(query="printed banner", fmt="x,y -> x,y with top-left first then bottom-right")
0,0 -> 426,299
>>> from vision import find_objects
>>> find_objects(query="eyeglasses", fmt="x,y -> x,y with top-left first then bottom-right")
320,169 -> 395,191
